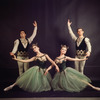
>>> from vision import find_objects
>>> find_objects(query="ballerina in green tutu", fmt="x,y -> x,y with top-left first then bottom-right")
45,45 -> 100,92
4,43 -> 59,92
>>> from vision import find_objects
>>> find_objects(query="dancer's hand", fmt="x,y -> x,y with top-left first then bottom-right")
56,66 -> 60,72
67,19 -> 72,26
10,52 -> 14,56
33,21 -> 37,27
12,55 -> 17,60
44,70 -> 48,75
86,51 -> 90,57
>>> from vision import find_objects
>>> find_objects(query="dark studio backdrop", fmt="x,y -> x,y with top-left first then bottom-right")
0,0 -> 100,95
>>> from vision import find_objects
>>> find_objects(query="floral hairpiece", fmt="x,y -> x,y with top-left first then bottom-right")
61,45 -> 69,49
31,43 -> 38,49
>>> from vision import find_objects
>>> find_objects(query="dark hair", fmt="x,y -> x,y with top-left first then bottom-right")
77,28 -> 84,32
61,45 -> 69,49
20,30 -> 26,34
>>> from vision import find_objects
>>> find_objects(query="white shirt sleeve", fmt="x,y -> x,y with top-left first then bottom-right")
28,26 -> 37,44
11,39 -> 19,54
68,25 -> 77,41
85,37 -> 92,53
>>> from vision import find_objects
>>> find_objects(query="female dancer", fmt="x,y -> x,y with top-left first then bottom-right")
45,45 -> 100,92
4,43 -> 59,92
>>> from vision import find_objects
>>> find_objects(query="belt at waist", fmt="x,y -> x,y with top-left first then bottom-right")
76,50 -> 86,56
17,51 -> 29,57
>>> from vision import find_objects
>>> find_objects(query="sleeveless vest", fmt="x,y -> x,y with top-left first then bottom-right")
18,38 -> 29,52
75,37 -> 86,50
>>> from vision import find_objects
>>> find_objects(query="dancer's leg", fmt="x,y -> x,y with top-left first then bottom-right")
81,80 -> 100,91
4,82 -> 16,91
24,57 -> 29,72
75,56 -> 80,71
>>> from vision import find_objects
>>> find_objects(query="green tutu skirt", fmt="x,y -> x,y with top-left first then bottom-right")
52,67 -> 91,92
16,66 -> 52,92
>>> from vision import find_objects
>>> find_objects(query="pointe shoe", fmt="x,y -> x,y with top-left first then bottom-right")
4,85 -> 13,91
93,87 -> 100,91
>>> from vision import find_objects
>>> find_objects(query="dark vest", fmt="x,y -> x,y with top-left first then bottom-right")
75,37 -> 86,50
18,39 -> 29,52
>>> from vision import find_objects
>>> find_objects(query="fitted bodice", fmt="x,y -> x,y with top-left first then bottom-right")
34,54 -> 47,69
55,56 -> 67,72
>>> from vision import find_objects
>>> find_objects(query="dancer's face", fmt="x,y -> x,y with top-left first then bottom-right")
60,47 -> 67,55
20,31 -> 26,38
77,29 -> 84,36
32,46 -> 39,53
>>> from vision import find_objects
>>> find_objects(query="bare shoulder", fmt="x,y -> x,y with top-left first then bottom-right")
56,56 -> 60,59
44,53 -> 47,55
44,53 -> 49,58
65,56 -> 71,59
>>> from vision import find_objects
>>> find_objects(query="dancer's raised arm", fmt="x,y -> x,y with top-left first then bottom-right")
67,19 -> 77,41
28,21 -> 37,44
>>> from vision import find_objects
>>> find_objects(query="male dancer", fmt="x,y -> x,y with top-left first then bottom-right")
10,21 -> 37,76
67,19 -> 91,74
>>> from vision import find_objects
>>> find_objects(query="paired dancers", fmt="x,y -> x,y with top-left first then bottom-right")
4,44 -> 100,92
4,44 -> 59,92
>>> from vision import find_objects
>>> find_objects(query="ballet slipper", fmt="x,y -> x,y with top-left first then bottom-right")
93,87 -> 100,91
4,85 -> 14,91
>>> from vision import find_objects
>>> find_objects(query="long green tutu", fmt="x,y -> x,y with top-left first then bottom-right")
52,67 -> 91,92
16,66 -> 52,92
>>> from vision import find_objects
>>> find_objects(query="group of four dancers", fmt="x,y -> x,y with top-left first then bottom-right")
4,20 -> 100,92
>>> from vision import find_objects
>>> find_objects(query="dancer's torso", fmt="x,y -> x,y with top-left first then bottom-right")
34,54 -> 47,69
55,56 -> 67,72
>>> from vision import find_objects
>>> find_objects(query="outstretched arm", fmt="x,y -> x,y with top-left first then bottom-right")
45,54 -> 59,72
66,56 -> 87,61
28,21 -> 37,44
13,55 -> 35,63
67,19 -> 77,41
